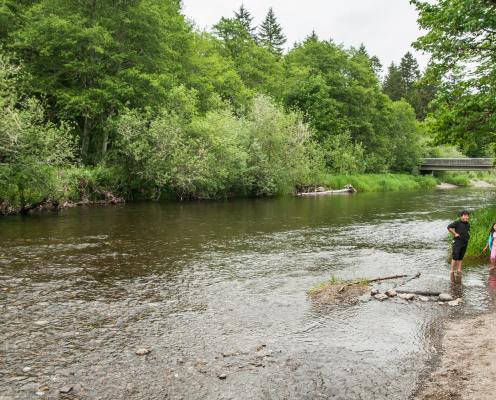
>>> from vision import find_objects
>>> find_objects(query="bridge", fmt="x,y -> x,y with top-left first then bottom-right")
419,158 -> 494,172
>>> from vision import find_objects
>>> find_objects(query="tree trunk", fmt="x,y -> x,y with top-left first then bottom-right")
101,129 -> 108,160
81,116 -> 91,162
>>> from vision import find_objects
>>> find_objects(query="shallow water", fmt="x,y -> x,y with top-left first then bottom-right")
2,189 -> 496,399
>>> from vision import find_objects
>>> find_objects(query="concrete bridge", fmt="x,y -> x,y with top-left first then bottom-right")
419,158 -> 494,172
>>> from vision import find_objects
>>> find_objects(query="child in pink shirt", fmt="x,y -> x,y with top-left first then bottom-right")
483,223 -> 496,270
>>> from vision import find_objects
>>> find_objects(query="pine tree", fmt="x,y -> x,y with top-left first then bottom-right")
258,7 -> 286,55
399,51 -> 420,92
234,4 -> 256,37
356,43 -> 382,76
383,62 -> 405,101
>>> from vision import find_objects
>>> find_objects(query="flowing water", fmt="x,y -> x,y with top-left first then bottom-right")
2,189 -> 496,400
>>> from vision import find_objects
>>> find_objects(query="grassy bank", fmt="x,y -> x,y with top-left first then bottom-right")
315,173 -> 438,192
465,206 -> 496,257
435,171 -> 496,187
0,166 -> 490,216
0,165 -> 128,215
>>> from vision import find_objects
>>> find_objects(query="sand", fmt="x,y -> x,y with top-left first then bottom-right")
417,311 -> 496,400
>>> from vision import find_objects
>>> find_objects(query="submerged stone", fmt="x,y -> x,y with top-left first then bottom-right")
438,293 -> 453,302
374,293 -> 388,301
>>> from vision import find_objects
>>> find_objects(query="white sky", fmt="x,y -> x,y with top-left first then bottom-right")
182,0 -> 431,73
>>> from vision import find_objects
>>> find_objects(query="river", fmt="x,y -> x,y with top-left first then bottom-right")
1,189 -> 496,400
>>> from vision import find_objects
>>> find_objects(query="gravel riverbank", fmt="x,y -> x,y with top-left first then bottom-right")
417,311 -> 496,400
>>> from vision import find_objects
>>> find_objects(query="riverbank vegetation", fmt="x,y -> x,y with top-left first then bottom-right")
464,206 -> 496,258
0,1 -> 493,214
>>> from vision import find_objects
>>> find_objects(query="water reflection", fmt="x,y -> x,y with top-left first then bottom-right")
1,188 -> 496,399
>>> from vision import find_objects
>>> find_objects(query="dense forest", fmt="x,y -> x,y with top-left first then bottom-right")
0,0 -> 493,213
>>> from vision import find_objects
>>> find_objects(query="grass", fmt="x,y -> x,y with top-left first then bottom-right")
436,171 -> 496,187
314,173 -> 438,192
308,275 -> 370,295
465,206 -> 496,257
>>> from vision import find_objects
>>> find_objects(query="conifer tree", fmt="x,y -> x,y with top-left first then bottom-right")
383,62 -> 404,101
258,7 -> 286,55
234,4 -> 256,37
399,51 -> 420,93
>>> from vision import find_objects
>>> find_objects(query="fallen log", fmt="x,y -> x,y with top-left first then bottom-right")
395,289 -> 442,297
337,273 -> 412,293
298,184 -> 357,196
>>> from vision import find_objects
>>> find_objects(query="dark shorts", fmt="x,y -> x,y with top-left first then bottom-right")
452,241 -> 468,261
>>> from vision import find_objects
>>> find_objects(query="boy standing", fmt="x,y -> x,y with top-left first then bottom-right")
447,210 -> 471,274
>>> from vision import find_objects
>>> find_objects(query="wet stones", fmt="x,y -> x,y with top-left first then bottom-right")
374,293 -> 388,301
398,293 -> 415,301
59,386 -> 73,394
217,372 -> 227,380
448,298 -> 463,307
386,289 -> 397,297
438,293 -> 454,302
370,288 -> 379,295
135,348 -> 151,356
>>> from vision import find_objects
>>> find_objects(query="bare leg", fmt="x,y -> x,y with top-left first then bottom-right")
457,260 -> 462,274
450,259 -> 456,273
490,259 -> 495,271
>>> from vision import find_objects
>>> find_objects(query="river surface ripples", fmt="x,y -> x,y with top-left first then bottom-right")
1,189 -> 496,399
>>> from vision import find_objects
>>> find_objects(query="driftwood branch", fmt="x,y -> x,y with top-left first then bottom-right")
337,273 -> 415,293
368,274 -> 409,283
396,289 -> 441,297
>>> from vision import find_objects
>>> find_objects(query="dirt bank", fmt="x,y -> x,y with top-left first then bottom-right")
417,311 -> 496,400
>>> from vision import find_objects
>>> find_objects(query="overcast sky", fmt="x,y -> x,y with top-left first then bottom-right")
182,0 -> 431,74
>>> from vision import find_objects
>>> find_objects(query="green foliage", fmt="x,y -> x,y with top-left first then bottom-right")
0,50 -> 76,212
412,0 -> 496,155
464,206 -> 496,257
383,53 -> 436,120
258,7 -> 286,56
10,0 -> 192,162
234,4 -> 256,37
116,95 -> 319,199
321,132 -> 366,174
315,173 -> 437,192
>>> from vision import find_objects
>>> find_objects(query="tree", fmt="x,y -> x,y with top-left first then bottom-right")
11,0 -> 192,163
258,8 -> 286,55
412,0 -> 496,154
213,17 -> 284,98
234,4 -> 256,37
383,62 -> 404,101
399,51 -> 420,94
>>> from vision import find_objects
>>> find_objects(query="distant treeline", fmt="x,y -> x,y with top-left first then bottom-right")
0,1 -> 493,211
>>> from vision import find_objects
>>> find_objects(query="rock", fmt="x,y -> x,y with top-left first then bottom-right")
386,289 -> 397,297
217,372 -> 227,380
418,296 -> 430,302
22,367 -> 31,373
398,293 -> 415,301
438,293 -> 453,302
448,298 -> 463,307
34,320 -> 49,326
35,392 -> 45,396
374,293 -> 388,301
438,301 -> 445,305
370,288 -> 379,295
135,348 -> 151,356
59,386 -> 73,394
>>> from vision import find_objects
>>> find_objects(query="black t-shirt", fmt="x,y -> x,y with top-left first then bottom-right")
447,220 -> 470,244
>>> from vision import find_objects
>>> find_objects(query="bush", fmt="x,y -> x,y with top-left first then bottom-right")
464,207 -> 496,257
115,94 -> 321,199
321,132 -> 366,174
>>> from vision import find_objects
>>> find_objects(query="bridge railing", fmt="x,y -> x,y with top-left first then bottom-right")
422,158 -> 493,167
419,158 -> 493,171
